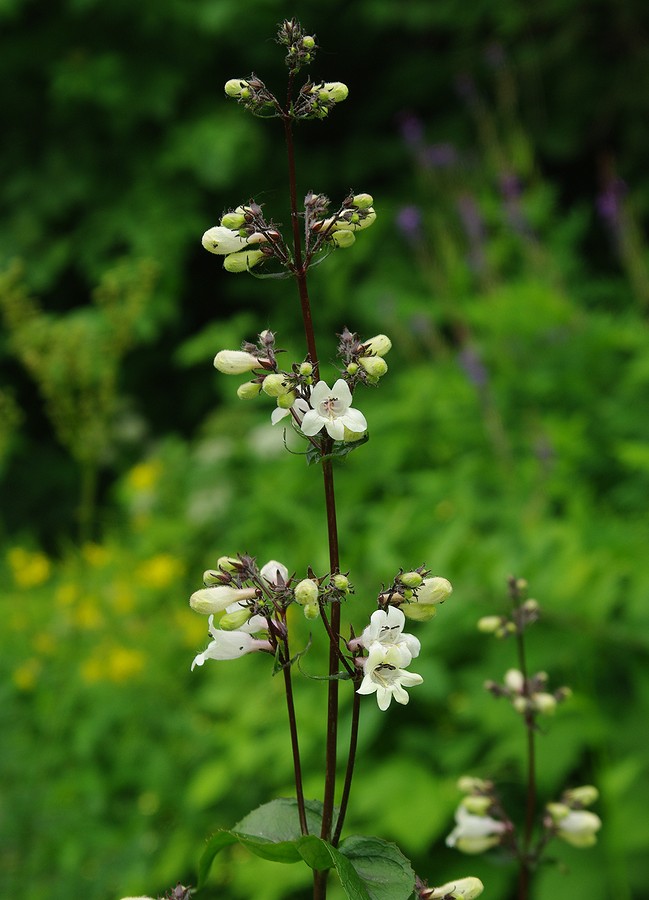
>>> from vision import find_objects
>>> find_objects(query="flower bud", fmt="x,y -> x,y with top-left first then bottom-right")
330,229 -> 356,248
512,696 -> 529,714
216,556 -> 239,573
236,380 -> 262,400
303,602 -> 320,620
225,78 -> 250,98
190,586 -> 257,615
477,615 -> 504,633
302,35 -> 316,49
423,876 -> 484,899
342,426 -> 366,442
262,373 -> 291,397
277,391 -> 297,409
398,571 -> 424,588
220,211 -> 247,229
402,576 -> 452,621
532,692 -> 557,714
202,226 -> 250,255
219,607 -> 253,631
564,786 -> 599,807
346,362 -> 359,375
332,573 -> 350,591
504,668 -> 525,693
554,809 -> 602,848
260,559 -> 289,586
547,802 -> 570,821
313,81 -> 349,103
461,795 -> 493,816
359,356 -> 388,378
214,350 -> 261,374
363,334 -> 392,357
458,776 -> 492,794
223,249 -> 266,273
352,193 -> 374,209
294,578 -> 319,606
299,361 -> 313,376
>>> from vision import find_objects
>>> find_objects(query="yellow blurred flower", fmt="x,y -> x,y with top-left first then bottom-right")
111,579 -> 136,614
72,597 -> 104,630
7,547 -> 51,588
80,645 -> 146,683
172,607 -> 208,648
12,658 -> 41,691
136,554 -> 185,589
33,632 -> 56,656
56,583 -> 79,607
127,459 -> 163,492
82,543 -> 111,568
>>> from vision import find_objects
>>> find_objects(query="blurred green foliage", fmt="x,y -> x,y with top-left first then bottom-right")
2,1 -> 649,899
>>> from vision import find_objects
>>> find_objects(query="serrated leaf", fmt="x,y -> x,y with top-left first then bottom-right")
338,835 -> 415,900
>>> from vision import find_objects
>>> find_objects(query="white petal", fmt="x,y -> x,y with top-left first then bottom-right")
271,407 -> 290,425
397,670 -> 423,688
331,378 -> 352,407
392,683 -> 410,705
301,410 -> 325,436
260,559 -> 288,585
342,408 -> 367,433
376,686 -> 393,711
325,418 -> 345,441
309,381 -> 330,406
356,673 -> 379,695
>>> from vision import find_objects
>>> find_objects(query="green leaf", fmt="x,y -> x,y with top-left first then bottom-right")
338,835 -> 415,900
306,434 -> 369,466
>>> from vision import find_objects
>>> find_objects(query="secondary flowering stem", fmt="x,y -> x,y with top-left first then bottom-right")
332,682 -> 362,847
281,632 -> 309,836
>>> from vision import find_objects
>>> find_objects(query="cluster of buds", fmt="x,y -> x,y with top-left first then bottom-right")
276,18 -> 318,74
485,668 -> 571,717
291,79 -> 349,119
224,74 -> 279,116
416,876 -> 484,900
337,326 -> 391,386
376,566 -> 453,622
477,597 -> 539,638
545,786 -> 602,848
202,202 -> 286,273
309,192 -> 377,251
446,778 -> 509,854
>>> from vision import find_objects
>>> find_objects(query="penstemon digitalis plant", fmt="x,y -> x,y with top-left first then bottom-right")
123,20 -> 600,900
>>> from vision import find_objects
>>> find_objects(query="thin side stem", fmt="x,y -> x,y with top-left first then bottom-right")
332,682 -> 362,847
281,634 -> 309,836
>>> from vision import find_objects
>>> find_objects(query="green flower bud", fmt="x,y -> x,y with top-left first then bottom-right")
216,556 -> 239,572
477,615 -> 504,633
214,350 -> 261,374
363,334 -> 392,357
262,373 -> 291,397
424,877 -> 484,900
190,586 -> 257,615
220,211 -> 247,229
458,776 -> 492,794
332,573 -> 350,591
277,390 -> 297,409
564,786 -> 599,807
512,696 -> 529,714
346,362 -> 359,375
223,249 -> 266,273
359,356 -> 388,378
398,571 -> 424,588
352,193 -> 374,209
237,381 -> 262,400
312,81 -> 349,103
303,602 -> 320,620
402,576 -> 452,621
461,795 -> 493,816
302,35 -> 316,49
225,78 -> 250,98
505,668 -> 525,692
532,692 -> 557,715
219,607 -> 252,631
299,361 -> 313,376
294,578 -> 319,606
330,229 -> 356,248
342,426 -> 366,442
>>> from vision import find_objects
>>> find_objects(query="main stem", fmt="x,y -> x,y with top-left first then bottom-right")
282,636 -> 309,836
284,94 -> 342,900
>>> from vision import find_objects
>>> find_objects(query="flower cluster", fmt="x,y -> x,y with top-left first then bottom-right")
484,667 -> 571,717
202,202 -> 282,273
211,328 -> 393,448
545,786 -> 602,848
446,778 -> 508,855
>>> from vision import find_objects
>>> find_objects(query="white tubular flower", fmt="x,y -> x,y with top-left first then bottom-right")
214,350 -> 262,374
446,805 -> 507,854
189,585 -> 257,615
271,396 -> 310,426
403,576 -> 453,622
422,877 -> 484,899
191,629 -> 272,669
260,559 -> 288,587
356,643 -> 423,711
202,226 -> 257,255
300,379 -> 367,441
551,808 -> 602,848
359,607 -> 420,666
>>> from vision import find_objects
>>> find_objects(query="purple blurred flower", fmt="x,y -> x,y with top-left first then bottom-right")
596,177 -> 627,231
420,142 -> 458,169
398,112 -> 424,148
396,205 -> 423,242
456,193 -> 486,273
458,345 -> 488,389
499,171 -> 532,236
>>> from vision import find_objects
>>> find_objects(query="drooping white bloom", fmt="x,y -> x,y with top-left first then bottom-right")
191,614 -> 271,669
271,397 -> 310,426
446,805 -> 507,854
422,876 -> 484,900
202,226 -> 262,255
358,607 -> 420,667
402,576 -> 453,622
300,379 -> 367,441
549,807 -> 602,848
189,585 -> 257,615
259,559 -> 289,587
356,643 -> 423,711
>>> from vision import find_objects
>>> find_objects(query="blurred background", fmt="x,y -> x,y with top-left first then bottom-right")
2,0 -> 649,898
